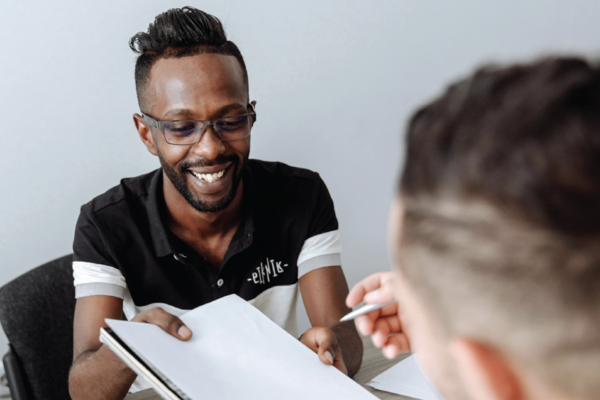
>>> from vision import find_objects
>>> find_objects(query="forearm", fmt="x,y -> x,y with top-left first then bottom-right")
330,320 -> 363,377
69,344 -> 137,400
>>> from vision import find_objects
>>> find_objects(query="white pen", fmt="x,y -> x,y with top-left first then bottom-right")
340,301 -> 397,322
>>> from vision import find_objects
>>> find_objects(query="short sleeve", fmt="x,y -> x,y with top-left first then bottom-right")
72,206 -> 127,299
297,175 -> 342,278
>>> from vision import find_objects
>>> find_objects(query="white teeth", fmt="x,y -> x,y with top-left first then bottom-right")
192,169 -> 226,183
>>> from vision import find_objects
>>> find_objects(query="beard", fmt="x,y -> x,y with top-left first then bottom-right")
157,149 -> 248,213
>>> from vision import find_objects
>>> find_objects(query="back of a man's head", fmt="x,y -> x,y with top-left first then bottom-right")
398,57 -> 600,399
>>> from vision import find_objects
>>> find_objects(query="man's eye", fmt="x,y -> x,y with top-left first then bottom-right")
167,123 -> 197,136
217,116 -> 246,131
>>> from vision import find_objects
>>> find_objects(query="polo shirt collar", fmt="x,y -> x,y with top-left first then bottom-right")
147,166 -> 263,258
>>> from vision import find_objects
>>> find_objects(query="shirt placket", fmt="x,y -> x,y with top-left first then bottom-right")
213,230 -> 253,299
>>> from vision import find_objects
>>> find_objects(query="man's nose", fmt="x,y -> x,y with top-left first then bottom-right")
191,126 -> 226,160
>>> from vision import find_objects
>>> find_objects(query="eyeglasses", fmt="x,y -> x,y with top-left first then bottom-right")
142,105 -> 256,145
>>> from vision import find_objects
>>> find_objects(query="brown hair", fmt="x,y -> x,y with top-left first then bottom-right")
398,57 -> 600,399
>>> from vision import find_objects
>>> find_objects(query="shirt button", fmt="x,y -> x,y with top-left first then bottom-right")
217,279 -> 224,287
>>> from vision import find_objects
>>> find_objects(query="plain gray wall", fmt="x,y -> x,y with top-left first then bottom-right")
1,0 -> 600,362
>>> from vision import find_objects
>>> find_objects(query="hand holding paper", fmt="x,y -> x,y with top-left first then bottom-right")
346,272 -> 411,359
300,327 -> 348,375
130,306 -> 193,341
103,295 -> 376,399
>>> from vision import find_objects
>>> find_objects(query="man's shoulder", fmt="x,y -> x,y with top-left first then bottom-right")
82,169 -> 160,215
247,159 -> 321,183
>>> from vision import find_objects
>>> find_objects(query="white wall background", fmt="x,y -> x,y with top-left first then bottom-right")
1,0 -> 600,362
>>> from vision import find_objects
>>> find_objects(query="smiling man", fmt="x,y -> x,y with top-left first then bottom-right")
68,7 -> 361,399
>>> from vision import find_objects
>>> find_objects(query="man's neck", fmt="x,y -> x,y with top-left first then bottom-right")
162,173 -> 244,240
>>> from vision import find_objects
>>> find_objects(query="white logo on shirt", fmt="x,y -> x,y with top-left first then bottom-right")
247,258 -> 289,285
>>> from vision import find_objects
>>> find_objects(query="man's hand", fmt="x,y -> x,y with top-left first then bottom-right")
346,272 -> 411,359
298,266 -> 363,376
131,307 -> 193,340
70,297 -> 193,400
300,327 -> 348,375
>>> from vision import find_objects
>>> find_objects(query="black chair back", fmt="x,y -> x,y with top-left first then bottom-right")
0,255 -> 74,400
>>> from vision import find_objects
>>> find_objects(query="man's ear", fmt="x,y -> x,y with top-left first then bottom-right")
133,113 -> 158,156
450,337 -> 524,400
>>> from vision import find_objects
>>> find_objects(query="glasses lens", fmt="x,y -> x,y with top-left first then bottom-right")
216,115 -> 252,141
163,120 -> 204,144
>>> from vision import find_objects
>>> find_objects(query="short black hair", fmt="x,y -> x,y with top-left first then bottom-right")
400,57 -> 600,237
129,6 -> 248,111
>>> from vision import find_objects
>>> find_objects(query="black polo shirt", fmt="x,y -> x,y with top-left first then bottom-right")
72,159 -> 342,337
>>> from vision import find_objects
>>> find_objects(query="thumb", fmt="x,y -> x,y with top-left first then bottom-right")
318,339 -> 336,366
314,331 -> 338,366
176,324 -> 192,340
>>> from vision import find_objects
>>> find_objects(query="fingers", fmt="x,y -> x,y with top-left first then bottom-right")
353,300 -> 408,360
315,331 -> 348,376
300,327 -> 348,375
346,272 -> 394,308
363,281 -> 396,304
354,312 -> 378,336
132,307 -> 192,341
301,327 -> 338,363
314,328 -> 338,366
381,334 -> 411,359
354,302 -> 399,336
371,313 -> 402,347
332,346 -> 348,375
317,336 -> 337,366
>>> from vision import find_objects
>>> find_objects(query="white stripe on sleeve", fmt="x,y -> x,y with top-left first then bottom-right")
73,261 -> 127,288
297,230 -> 342,267
297,254 -> 342,278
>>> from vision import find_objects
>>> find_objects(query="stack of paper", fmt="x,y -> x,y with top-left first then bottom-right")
105,295 -> 377,400
368,355 -> 444,400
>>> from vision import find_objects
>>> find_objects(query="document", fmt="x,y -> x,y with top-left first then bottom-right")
101,294 -> 376,400
368,355 -> 444,400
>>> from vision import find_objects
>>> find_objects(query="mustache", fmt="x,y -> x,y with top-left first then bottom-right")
179,155 -> 238,171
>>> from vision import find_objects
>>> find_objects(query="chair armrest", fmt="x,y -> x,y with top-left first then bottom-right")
2,345 -> 30,400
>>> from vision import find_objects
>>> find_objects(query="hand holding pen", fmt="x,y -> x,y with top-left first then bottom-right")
344,272 -> 411,359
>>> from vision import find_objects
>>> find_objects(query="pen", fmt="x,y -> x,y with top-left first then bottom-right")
340,301 -> 397,322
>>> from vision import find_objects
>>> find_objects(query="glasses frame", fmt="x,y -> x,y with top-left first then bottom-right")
142,103 -> 257,145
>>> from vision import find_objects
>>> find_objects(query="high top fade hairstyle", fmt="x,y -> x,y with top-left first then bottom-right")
398,57 -> 600,400
129,6 -> 248,112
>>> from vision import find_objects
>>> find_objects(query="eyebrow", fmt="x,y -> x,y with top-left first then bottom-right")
163,103 -> 247,119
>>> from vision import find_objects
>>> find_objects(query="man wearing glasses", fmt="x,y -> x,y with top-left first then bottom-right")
68,7 -> 362,399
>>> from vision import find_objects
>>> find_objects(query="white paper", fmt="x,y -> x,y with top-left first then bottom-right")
106,294 -> 376,400
368,355 -> 444,400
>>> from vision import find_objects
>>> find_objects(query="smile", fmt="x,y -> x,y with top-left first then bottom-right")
190,168 -> 226,183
